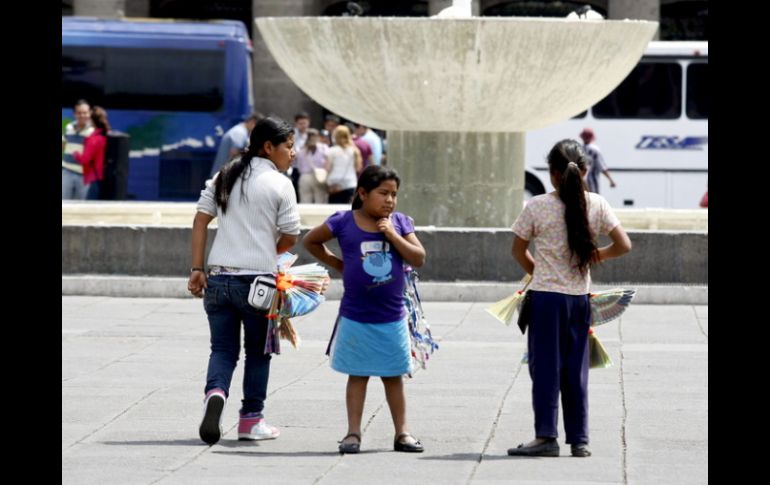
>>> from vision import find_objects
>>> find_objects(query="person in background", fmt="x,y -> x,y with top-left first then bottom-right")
73,106 -> 110,200
62,99 -> 94,199
579,128 -> 616,194
209,113 -> 262,177
320,129 -> 332,146
324,114 -> 341,144
290,111 -> 311,200
325,125 -> 362,204
350,123 -> 373,176
353,123 -> 383,166
297,128 -> 330,204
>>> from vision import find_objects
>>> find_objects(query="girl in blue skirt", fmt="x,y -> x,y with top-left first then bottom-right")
303,165 -> 427,454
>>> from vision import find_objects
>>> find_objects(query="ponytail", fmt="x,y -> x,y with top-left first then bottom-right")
548,139 -> 597,274
91,106 -> 111,133
214,149 -> 255,214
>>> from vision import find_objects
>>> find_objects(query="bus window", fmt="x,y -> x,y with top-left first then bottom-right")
686,63 -> 708,119
593,63 -> 682,119
523,41 -> 707,209
62,47 -> 225,112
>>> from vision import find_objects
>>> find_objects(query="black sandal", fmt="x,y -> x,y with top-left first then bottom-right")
393,432 -> 424,453
338,432 -> 361,454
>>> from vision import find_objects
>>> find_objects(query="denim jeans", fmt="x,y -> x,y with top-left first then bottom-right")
62,168 -> 88,200
203,275 -> 272,415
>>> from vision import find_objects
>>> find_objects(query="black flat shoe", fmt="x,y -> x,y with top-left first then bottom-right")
338,432 -> 361,454
507,438 -> 559,457
394,432 -> 424,452
571,443 -> 591,457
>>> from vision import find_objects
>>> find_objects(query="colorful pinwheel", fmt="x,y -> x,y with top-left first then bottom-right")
485,274 -> 532,325
265,254 -> 331,352
589,288 -> 636,327
404,267 -> 439,373
496,281 -> 636,371
588,328 -> 612,369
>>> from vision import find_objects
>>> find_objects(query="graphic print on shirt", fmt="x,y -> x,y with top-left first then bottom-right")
360,240 -> 393,285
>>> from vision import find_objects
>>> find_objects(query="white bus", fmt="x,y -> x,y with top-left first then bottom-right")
524,41 -> 708,209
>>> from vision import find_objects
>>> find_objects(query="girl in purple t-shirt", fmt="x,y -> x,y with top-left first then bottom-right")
303,165 -> 427,455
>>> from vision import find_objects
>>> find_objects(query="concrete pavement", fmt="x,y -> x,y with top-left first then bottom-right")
62,296 -> 708,485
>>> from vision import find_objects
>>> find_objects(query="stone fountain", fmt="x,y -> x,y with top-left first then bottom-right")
255,7 -> 657,226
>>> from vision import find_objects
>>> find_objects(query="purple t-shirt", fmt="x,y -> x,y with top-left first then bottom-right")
326,210 -> 415,323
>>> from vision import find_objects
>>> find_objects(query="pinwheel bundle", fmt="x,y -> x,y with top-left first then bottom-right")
511,285 -> 635,371
265,255 -> 330,351
404,267 -> 439,372
265,289 -> 301,351
583,288 -> 635,367
486,292 -> 525,326
485,274 -> 533,326
589,288 -> 636,327
275,258 -> 330,319
276,264 -> 330,318
588,328 -> 612,368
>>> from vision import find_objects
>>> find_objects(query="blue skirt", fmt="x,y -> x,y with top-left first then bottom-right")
329,315 -> 412,377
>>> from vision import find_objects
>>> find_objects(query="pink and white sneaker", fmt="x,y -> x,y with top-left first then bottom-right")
238,413 -> 280,441
199,388 -> 226,445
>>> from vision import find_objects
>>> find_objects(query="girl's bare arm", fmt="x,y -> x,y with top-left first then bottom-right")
512,235 -> 535,275
303,224 -> 344,273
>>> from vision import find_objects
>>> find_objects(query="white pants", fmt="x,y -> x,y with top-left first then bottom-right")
299,172 -> 328,204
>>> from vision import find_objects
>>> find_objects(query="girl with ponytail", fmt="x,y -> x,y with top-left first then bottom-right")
188,116 -> 300,445
507,139 -> 631,458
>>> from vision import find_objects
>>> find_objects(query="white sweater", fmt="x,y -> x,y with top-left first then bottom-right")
196,157 -> 300,272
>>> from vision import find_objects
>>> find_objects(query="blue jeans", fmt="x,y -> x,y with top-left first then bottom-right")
203,275 -> 272,415
62,168 -> 88,200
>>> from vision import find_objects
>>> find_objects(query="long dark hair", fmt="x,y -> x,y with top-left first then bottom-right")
214,116 -> 293,213
547,139 -> 596,275
90,106 -> 110,133
352,165 -> 401,210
